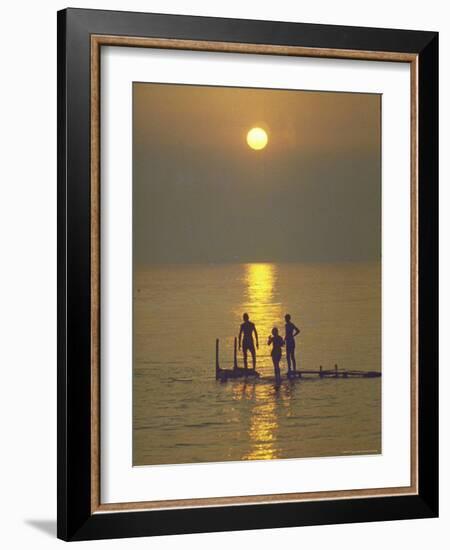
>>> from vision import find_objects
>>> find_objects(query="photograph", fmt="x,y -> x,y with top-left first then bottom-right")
54,5 -> 438,541
132,82 -> 382,466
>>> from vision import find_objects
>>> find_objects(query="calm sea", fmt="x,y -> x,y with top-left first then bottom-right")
133,262 -> 381,466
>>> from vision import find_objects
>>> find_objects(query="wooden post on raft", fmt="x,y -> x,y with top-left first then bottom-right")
335,364 -> 338,378
215,338 -> 220,380
233,337 -> 238,370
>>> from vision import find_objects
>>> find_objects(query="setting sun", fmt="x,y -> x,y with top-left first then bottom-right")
246,127 -> 268,150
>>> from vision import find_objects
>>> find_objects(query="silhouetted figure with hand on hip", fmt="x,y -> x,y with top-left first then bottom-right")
284,313 -> 300,372
268,327 -> 284,385
238,313 -> 259,370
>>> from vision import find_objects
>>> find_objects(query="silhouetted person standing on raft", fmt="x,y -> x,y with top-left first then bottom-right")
268,327 -> 284,385
284,314 -> 300,372
238,313 -> 259,370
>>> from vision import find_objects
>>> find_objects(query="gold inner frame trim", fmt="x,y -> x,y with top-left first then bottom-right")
90,34 -> 419,514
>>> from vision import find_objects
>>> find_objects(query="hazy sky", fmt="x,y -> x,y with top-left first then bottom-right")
133,83 -> 380,264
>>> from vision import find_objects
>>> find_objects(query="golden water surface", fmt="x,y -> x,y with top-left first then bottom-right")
133,262 -> 381,465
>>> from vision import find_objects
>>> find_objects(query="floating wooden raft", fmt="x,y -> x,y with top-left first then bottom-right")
215,338 -> 380,382
287,365 -> 381,379
215,338 -> 260,381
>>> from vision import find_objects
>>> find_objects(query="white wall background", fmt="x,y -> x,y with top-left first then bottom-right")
0,1 -> 447,548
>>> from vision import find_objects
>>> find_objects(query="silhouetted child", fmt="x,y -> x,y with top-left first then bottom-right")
268,327 -> 284,385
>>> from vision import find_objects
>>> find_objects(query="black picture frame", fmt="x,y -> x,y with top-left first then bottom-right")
57,7 -> 438,541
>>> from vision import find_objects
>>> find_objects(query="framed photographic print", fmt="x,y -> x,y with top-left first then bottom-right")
57,8 -> 438,541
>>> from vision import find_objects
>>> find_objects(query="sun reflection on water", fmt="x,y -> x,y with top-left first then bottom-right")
232,263 -> 293,461
239,263 -> 283,372
243,383 -> 278,460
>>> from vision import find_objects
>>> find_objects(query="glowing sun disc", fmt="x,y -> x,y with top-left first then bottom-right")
247,127 -> 268,150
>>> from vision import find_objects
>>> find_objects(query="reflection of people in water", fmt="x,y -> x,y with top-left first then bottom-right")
284,314 -> 300,372
268,327 -> 284,385
238,313 -> 259,369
